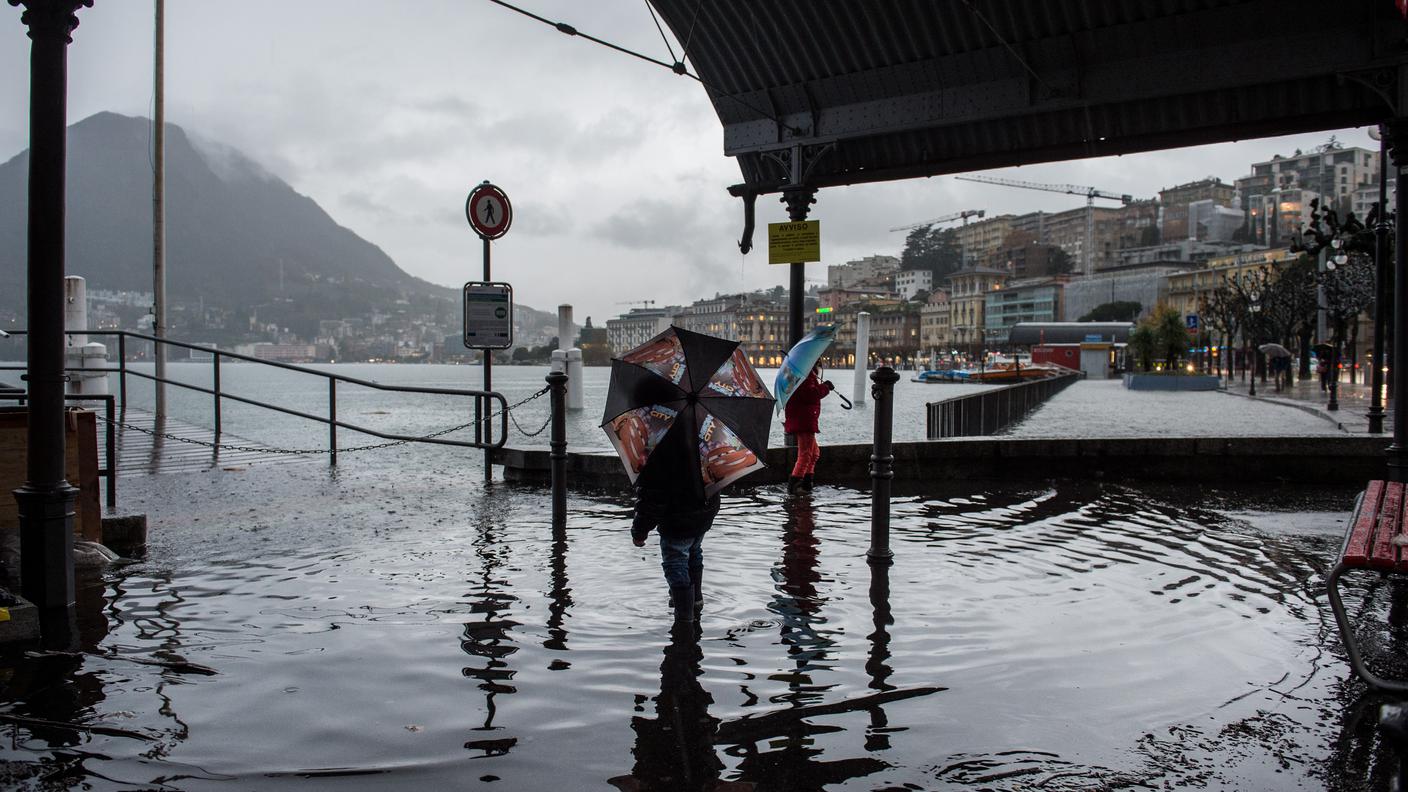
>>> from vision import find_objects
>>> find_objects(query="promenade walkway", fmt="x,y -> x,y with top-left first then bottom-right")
1219,370 -> 1393,435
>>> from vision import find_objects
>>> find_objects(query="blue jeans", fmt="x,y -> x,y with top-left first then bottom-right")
659,533 -> 703,589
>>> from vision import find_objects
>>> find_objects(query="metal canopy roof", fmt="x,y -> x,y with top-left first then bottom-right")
647,1 -> 1408,197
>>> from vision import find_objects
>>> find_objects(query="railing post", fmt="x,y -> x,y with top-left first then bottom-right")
328,378 -> 337,467
104,395 -> 116,508
547,370 -> 568,528
868,366 -> 899,565
118,333 -> 127,408
212,351 -> 222,440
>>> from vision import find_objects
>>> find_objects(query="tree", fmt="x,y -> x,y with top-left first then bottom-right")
1078,301 -> 1141,322
900,226 -> 964,282
1128,324 -> 1156,372
1047,247 -> 1075,275
1152,307 -> 1190,370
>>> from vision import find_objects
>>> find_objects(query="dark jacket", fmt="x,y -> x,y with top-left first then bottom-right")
631,487 -> 720,543
783,373 -> 834,435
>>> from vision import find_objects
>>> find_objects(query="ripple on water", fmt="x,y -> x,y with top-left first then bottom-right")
0,481 -> 1343,790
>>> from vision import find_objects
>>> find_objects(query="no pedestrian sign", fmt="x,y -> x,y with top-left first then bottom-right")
466,183 -> 512,240
768,220 -> 821,265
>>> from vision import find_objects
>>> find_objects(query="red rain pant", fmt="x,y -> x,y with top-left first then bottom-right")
791,432 -> 820,477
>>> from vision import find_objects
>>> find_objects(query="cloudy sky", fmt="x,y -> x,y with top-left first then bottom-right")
0,1 -> 1378,323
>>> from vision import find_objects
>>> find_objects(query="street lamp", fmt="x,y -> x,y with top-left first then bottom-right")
1247,287 -> 1261,397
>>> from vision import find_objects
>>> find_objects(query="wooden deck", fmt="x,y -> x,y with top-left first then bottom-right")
112,408 -> 316,476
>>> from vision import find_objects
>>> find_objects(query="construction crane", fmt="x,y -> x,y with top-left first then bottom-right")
889,208 -> 985,233
955,174 -> 1134,276
614,300 -> 656,308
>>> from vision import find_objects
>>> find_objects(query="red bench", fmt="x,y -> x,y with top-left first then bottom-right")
1328,480 -> 1408,692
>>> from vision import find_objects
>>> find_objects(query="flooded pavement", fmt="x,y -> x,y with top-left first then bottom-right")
0,457 -> 1404,791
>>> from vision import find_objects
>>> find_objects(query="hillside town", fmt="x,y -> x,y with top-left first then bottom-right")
604,139 -> 1387,371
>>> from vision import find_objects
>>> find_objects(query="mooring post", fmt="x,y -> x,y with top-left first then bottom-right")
547,370 -> 568,528
867,366 -> 899,565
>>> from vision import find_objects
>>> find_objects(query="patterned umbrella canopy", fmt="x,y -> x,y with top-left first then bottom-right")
602,326 -> 775,498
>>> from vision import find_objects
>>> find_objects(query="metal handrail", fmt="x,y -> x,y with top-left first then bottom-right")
0,329 -> 510,465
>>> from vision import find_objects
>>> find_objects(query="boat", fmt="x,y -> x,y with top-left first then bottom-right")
913,362 -> 1066,384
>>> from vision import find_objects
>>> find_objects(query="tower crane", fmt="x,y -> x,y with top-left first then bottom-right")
955,174 -> 1135,276
888,208 -> 986,233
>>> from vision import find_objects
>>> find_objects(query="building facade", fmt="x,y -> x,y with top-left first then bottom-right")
1159,178 -> 1237,240
605,306 -> 676,354
947,267 -> 1008,354
827,255 -> 899,288
895,269 -> 933,300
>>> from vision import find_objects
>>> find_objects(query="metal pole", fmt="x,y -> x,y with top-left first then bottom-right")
152,0 -> 167,421
118,333 -> 127,407
328,378 -> 337,466
1371,127 -> 1389,434
15,2 -> 87,614
212,351 -> 221,439
867,367 -> 899,564
547,370 -> 567,528
1391,119 -> 1408,480
483,236 -> 492,483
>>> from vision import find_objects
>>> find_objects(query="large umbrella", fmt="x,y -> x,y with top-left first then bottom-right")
774,323 -> 837,415
602,326 -> 775,499
1258,343 -> 1292,358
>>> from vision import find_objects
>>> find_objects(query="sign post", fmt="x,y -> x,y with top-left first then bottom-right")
466,182 -> 513,482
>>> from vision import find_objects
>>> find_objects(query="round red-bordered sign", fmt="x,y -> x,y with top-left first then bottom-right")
466,182 -> 512,240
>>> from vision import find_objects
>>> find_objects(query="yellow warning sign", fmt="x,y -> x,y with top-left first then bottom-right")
768,220 -> 821,265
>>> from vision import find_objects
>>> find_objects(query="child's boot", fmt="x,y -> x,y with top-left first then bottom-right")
670,585 -> 694,623
787,476 -> 803,495
802,474 -> 814,492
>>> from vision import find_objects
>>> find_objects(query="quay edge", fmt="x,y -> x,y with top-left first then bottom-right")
495,436 -> 1388,492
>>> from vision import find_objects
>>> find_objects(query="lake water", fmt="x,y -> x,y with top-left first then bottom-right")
88,362 -> 1343,464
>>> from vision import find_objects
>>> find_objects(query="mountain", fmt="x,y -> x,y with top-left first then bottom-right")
0,112 -> 470,332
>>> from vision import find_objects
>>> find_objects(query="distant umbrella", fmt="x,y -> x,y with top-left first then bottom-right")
1258,343 -> 1292,359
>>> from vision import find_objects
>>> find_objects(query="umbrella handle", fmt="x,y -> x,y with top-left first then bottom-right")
835,392 -> 853,410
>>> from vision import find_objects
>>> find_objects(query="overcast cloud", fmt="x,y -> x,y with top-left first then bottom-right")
0,1 -> 1378,323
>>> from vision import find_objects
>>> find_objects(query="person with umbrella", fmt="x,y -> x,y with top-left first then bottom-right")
775,325 -> 839,496
783,364 -> 835,495
603,326 -> 774,624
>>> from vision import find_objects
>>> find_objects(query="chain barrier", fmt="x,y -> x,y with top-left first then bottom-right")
98,385 -> 553,457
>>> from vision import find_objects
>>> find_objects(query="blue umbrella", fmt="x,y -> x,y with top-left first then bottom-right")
774,324 -> 837,415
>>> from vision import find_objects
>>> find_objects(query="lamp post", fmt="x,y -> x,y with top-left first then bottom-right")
1326,238 -> 1349,412
1369,124 -> 1389,434
1247,285 -> 1261,397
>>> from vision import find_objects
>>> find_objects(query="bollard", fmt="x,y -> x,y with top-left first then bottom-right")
867,366 -> 899,564
547,370 -> 568,529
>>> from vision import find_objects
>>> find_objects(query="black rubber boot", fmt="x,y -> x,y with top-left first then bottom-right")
690,565 -> 703,611
670,584 -> 694,623
787,476 -> 803,495
802,474 -> 814,492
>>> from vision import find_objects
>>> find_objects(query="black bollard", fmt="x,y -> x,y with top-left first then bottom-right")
547,371 -> 568,529
867,367 -> 899,565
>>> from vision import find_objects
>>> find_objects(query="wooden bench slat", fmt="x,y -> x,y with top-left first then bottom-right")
1345,479 -> 1386,566
1370,481 -> 1403,570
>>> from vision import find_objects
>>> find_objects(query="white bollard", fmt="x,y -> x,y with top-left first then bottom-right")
550,348 -> 567,375
566,348 -> 584,411
557,304 -> 574,351
64,276 -> 108,396
853,311 -> 871,406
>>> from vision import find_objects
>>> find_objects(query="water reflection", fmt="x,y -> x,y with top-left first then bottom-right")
609,624 -> 748,792
767,497 -> 835,704
543,525 -> 572,660
460,495 -> 520,754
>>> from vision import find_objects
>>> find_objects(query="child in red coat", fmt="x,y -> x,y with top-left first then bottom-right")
783,364 -> 834,494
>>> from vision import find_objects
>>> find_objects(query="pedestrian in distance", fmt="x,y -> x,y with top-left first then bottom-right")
1318,357 -> 1330,392
631,485 -> 720,624
784,364 -> 835,496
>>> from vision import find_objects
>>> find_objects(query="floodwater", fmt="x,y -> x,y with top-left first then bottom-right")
0,360 -> 1394,789
0,456 -> 1401,790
